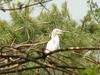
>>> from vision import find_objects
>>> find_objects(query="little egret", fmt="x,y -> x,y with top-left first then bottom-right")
44,28 -> 68,54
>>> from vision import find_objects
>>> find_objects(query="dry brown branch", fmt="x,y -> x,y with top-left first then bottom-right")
0,0 -> 52,11
14,41 -> 47,48
0,56 -> 86,74
0,40 -> 100,74
0,64 -> 19,71
0,65 -> 70,74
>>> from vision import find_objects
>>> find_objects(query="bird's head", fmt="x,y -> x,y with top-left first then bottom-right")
51,28 -> 70,38
51,28 -> 64,38
52,28 -> 63,35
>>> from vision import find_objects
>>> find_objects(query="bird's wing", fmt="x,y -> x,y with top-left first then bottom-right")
46,39 -> 59,51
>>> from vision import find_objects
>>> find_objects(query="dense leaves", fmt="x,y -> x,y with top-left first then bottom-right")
0,0 -> 100,75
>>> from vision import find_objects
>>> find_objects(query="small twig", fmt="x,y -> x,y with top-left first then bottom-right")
11,38 -> 16,47
0,0 -> 52,11
38,0 -> 50,12
13,41 -> 46,48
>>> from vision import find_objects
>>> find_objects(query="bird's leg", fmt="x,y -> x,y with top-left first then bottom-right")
42,48 -> 47,60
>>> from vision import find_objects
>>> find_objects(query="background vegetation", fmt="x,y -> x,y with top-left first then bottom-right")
0,0 -> 100,75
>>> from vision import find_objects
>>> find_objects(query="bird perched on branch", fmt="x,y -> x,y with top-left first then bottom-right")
44,28 -> 69,55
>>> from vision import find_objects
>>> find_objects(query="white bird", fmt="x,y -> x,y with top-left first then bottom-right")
44,28 -> 67,54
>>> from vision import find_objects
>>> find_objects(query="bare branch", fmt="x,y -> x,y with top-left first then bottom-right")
0,0 -> 52,11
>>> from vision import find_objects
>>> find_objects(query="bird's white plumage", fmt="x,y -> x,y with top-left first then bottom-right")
45,28 -> 63,53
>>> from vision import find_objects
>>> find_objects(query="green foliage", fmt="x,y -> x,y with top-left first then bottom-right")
0,0 -> 100,75
61,1 -> 67,17
80,64 -> 99,75
0,20 -> 13,45
84,22 -> 100,34
95,8 -> 100,17
10,11 -> 40,43
84,11 -> 92,21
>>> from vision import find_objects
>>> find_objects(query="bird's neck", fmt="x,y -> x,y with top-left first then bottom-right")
51,34 -> 59,39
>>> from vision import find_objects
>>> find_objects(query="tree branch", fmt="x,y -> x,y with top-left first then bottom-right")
0,0 -> 53,11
